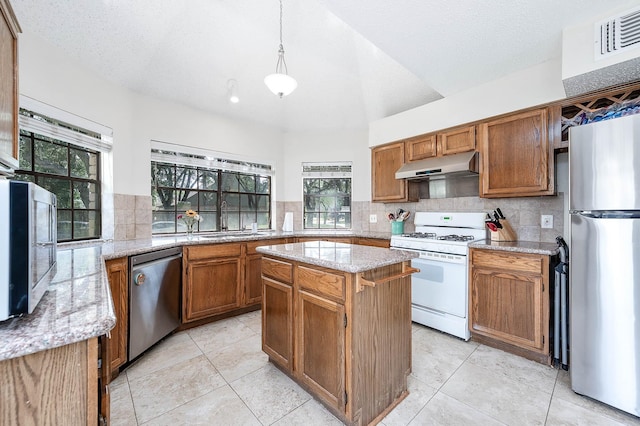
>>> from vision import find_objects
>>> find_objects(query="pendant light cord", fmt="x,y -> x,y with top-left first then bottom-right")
276,0 -> 288,75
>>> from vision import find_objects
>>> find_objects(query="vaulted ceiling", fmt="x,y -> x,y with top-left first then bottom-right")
11,0 -> 640,132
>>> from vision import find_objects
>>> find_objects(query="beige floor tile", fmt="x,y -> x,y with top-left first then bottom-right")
410,326 -> 478,388
110,375 -> 138,426
409,392 -> 505,426
205,334 -> 268,382
440,362 -> 551,425
128,355 -> 226,424
236,309 -> 262,334
382,376 -> 438,426
272,399 -> 344,426
466,345 -> 558,394
187,316 -> 257,353
231,363 -> 311,425
546,397 -> 630,426
553,370 -> 640,425
125,331 -> 202,381
140,385 -> 261,426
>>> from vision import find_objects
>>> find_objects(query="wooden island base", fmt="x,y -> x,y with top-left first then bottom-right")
258,241 -> 418,426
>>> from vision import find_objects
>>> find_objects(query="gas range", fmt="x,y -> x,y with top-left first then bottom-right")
390,212 -> 487,255
389,212 -> 487,341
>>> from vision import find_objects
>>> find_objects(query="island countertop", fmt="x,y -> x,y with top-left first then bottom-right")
256,240 -> 418,273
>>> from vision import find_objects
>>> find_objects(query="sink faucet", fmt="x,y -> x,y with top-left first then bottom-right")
220,200 -> 228,231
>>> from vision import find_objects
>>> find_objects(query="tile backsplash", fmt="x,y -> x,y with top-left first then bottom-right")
114,194 -> 152,240
276,193 -> 565,243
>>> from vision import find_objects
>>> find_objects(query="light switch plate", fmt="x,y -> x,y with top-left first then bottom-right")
541,214 -> 553,229
369,214 -> 377,223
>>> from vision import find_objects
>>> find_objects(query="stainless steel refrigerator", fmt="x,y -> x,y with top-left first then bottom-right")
569,113 -> 640,417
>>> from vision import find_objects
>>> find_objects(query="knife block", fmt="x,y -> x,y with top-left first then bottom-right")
490,219 -> 517,242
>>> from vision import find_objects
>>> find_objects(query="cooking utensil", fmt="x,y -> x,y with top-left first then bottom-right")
496,208 -> 506,219
388,213 -> 395,221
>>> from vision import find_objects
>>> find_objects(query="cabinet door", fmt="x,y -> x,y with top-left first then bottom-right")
245,253 -> 263,306
105,257 -> 128,371
0,0 -> 19,172
296,290 -> 346,412
405,134 -> 437,162
262,277 -> 293,371
371,142 -> 418,202
469,268 -> 546,352
479,108 -> 553,197
438,125 -> 475,155
183,257 -> 242,322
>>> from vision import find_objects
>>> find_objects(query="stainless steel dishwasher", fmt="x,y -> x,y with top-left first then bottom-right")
129,247 -> 182,361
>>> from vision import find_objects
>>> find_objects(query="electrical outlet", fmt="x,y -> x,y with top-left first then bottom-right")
369,214 -> 377,223
541,214 -> 553,229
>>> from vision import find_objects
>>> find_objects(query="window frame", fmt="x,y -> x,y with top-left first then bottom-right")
302,162 -> 352,230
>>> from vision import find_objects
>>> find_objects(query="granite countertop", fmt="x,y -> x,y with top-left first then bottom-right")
256,241 -> 418,273
469,240 -> 559,256
0,229 -> 392,361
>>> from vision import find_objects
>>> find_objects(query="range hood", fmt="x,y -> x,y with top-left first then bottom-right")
395,151 -> 478,180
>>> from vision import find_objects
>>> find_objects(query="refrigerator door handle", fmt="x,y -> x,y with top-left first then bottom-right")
570,210 -> 640,219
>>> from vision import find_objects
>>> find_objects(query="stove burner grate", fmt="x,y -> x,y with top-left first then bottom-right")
400,232 -> 437,239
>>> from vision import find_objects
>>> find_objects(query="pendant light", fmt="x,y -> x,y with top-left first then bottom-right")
264,0 -> 297,98
227,79 -> 239,103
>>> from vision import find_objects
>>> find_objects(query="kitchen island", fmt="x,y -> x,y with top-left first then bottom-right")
257,241 -> 418,426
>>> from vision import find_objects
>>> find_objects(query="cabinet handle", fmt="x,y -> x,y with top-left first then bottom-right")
356,264 -> 419,292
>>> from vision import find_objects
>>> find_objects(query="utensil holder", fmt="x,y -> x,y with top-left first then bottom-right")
490,219 -> 517,241
391,221 -> 404,235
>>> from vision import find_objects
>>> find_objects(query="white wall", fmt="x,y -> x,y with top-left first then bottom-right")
368,59 -> 567,147
281,129 -> 370,201
18,33 -> 284,196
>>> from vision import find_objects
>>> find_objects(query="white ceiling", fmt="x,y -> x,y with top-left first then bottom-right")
11,0 -> 640,132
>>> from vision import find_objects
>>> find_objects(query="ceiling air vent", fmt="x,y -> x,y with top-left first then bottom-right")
595,6 -> 640,59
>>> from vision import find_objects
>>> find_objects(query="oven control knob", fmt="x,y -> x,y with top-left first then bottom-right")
134,273 -> 146,286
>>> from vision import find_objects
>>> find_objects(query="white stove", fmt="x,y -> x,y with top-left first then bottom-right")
390,212 -> 487,340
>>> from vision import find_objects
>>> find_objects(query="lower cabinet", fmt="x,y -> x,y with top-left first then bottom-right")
262,256 -> 413,425
105,257 -> 128,372
182,244 -> 243,322
297,289 -> 346,411
0,338 -> 104,425
469,248 -> 551,363
245,239 -> 289,306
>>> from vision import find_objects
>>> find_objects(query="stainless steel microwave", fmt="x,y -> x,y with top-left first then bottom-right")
0,180 -> 57,321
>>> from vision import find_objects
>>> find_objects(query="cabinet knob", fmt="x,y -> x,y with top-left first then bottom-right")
134,273 -> 146,286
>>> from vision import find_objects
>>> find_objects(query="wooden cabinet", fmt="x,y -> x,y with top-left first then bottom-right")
182,244 -> 243,322
371,142 -> 418,203
405,133 -> 437,161
0,0 -> 20,174
354,237 -> 389,248
297,289 -> 346,411
262,255 -> 413,425
438,125 -> 476,155
478,108 -> 554,198
0,338 -> 102,425
469,248 -> 551,364
105,257 -> 128,372
262,257 -> 294,370
245,239 -> 289,306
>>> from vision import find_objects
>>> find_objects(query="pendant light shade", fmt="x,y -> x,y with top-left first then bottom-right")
265,0 -> 297,98
264,72 -> 297,98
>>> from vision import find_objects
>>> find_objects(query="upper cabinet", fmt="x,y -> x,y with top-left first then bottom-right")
478,108 -> 554,198
405,134 -> 437,162
0,0 -> 20,175
371,141 -> 418,203
437,125 -> 476,156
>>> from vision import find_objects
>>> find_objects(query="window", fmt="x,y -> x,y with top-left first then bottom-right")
302,162 -> 352,229
151,142 -> 273,234
14,107 -> 111,242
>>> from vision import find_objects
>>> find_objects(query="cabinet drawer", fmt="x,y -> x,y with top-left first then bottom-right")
298,266 -> 345,302
471,249 -> 543,274
262,257 -> 293,283
185,243 -> 242,260
246,238 -> 289,255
